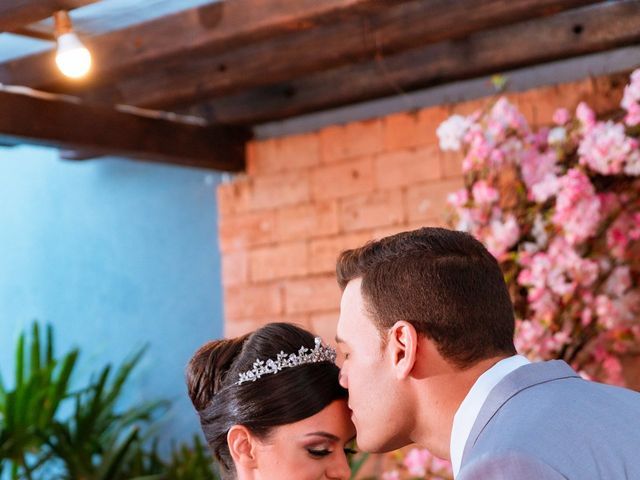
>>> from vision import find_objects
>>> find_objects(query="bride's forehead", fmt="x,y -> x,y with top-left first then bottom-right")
270,400 -> 353,439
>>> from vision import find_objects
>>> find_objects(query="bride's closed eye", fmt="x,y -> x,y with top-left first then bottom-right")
307,447 -> 332,458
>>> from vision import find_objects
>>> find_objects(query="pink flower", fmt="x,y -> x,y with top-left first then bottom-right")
530,173 -> 560,203
552,169 -> 601,244
484,212 -> 520,259
472,180 -> 499,205
521,149 -> 559,201
621,68 -> 640,126
624,103 -> 640,127
382,471 -> 401,480
437,114 -> 471,151
489,98 -> 529,136
624,149 -> 640,176
553,108 -> 571,125
403,448 -> 432,477
447,188 -> 469,208
576,102 -> 596,130
578,121 -> 637,175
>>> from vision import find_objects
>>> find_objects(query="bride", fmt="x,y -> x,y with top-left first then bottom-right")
186,322 -> 356,480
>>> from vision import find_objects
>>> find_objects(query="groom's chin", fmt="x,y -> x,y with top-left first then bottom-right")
354,429 -> 407,455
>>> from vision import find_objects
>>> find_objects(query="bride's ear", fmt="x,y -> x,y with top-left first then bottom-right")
228,425 -> 258,469
389,321 -> 418,380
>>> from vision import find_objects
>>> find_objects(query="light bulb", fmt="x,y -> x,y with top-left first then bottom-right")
55,32 -> 91,78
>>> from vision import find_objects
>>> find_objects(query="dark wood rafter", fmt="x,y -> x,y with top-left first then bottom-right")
59,0 -> 603,109
0,0 -> 412,89
185,0 -> 640,125
0,88 -> 249,171
0,0 -> 637,171
0,0 -> 97,33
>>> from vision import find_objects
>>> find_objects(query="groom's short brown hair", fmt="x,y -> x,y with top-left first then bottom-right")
336,227 -> 516,369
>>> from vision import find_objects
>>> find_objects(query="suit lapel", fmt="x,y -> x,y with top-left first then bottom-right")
460,360 -> 580,466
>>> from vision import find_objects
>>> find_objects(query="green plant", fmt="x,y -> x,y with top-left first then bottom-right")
0,323 -> 218,480
0,323 -> 78,479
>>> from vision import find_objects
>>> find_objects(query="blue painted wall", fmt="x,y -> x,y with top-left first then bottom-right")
0,145 -> 223,449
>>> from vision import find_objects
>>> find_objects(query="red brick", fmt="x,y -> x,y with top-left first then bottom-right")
405,178 -> 464,224
248,171 -> 310,210
371,223 -> 412,240
275,201 -> 339,241
218,172 -> 310,214
247,133 -> 320,175
225,318 -> 262,338
218,210 -> 275,253
285,276 -> 342,314
249,242 -> 308,282
224,283 -> 283,320
383,112 -> 421,150
311,157 -> 375,201
339,189 -> 405,232
319,119 -> 383,163
309,232 -> 373,275
440,150 -> 463,178
309,311 -> 340,349
225,314 -> 311,337
217,179 -> 251,217
416,105 -> 451,145
451,98 -> 490,117
374,145 -> 442,189
221,250 -> 249,287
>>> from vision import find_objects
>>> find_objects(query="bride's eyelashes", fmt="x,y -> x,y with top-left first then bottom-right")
307,447 -> 332,458
344,447 -> 358,456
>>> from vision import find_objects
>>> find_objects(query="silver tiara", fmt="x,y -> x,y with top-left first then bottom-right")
236,337 -> 336,385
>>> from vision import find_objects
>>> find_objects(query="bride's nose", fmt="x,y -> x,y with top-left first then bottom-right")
325,452 -> 351,480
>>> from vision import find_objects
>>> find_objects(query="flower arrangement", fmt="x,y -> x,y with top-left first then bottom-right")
377,68 -> 640,480
437,68 -> 640,385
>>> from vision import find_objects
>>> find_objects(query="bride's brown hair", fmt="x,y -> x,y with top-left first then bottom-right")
186,323 -> 347,479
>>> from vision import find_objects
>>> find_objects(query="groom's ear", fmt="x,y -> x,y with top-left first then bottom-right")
228,425 -> 258,469
389,321 -> 418,380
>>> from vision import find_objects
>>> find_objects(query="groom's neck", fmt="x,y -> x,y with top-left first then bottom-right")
409,355 -> 510,459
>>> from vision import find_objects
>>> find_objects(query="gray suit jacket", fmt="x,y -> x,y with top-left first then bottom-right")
457,360 -> 640,479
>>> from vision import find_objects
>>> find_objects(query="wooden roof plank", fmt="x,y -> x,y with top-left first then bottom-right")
188,0 -> 640,124
0,0 -> 410,88
85,0 -> 605,108
0,88 -> 249,171
0,0 -> 97,33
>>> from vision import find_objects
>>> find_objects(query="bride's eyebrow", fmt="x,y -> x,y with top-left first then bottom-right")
305,432 -> 340,442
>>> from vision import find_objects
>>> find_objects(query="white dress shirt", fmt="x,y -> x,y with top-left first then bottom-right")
450,354 -> 530,477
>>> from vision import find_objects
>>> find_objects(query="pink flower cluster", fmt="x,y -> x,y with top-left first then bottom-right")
439,68 -> 640,388
621,69 -> 640,126
383,448 -> 453,480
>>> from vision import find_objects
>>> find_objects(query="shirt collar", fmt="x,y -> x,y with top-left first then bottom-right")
449,354 -> 530,477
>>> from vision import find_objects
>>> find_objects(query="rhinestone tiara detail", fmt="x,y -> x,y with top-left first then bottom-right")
236,337 -> 336,385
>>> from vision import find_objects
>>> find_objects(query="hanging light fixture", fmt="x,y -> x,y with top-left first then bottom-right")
54,10 -> 92,79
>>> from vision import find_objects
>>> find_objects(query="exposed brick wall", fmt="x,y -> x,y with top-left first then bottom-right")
218,73 -> 627,342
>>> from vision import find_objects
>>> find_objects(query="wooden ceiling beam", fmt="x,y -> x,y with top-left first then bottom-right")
83,0 -> 605,109
0,0 -> 411,89
186,0 -> 640,125
0,0 -> 97,33
0,88 -> 249,171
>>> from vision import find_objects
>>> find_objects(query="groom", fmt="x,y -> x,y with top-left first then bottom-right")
335,227 -> 640,479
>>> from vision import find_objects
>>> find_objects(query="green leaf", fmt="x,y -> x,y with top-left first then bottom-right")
350,452 -> 369,479
15,333 -> 25,390
30,323 -> 41,374
98,427 -> 139,480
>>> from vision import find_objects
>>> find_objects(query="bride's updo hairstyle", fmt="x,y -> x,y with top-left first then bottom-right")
186,323 -> 347,478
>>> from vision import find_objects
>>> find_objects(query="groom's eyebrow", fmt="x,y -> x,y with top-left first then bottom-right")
335,335 -> 346,345
305,432 -> 340,441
